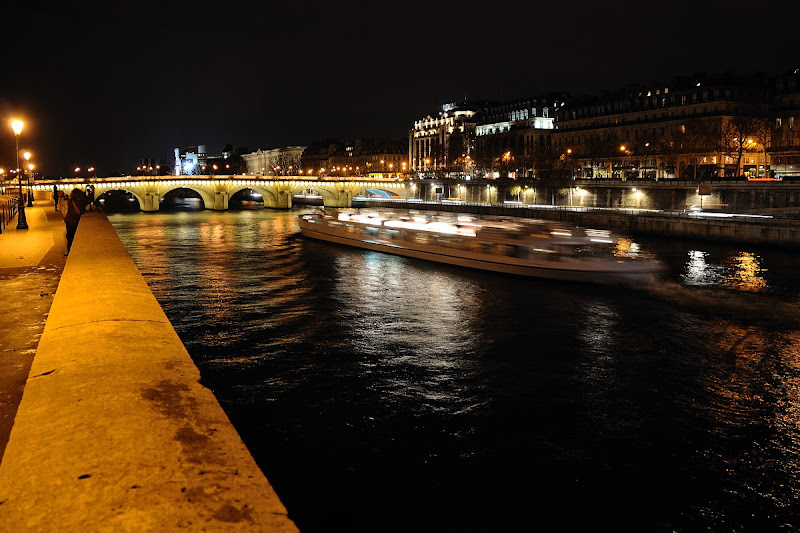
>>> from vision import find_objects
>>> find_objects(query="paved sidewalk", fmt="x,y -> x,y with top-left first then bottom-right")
0,198 -> 67,461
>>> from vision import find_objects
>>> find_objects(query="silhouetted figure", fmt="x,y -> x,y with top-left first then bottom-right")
53,185 -> 59,211
64,189 -> 88,256
86,184 -> 95,212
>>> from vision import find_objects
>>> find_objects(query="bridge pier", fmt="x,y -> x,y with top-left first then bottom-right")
213,191 -> 229,211
141,192 -> 160,212
330,190 -> 352,208
275,190 -> 292,209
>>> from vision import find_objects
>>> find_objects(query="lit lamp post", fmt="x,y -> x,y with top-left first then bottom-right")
27,163 -> 35,205
11,120 -> 28,230
24,152 -> 33,207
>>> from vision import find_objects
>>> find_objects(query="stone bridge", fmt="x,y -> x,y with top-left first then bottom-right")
28,175 -> 408,211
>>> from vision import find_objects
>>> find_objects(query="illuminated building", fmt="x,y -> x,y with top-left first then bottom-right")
174,145 -> 239,176
769,67 -> 800,180
410,102 -> 481,176
242,146 -> 307,176
301,139 -> 408,177
552,72 -> 774,180
473,96 -> 562,178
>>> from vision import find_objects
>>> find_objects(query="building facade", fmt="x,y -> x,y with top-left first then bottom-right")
174,145 -> 238,175
301,139 -> 408,177
552,73 -> 774,180
409,97 -> 563,178
769,68 -> 800,179
242,146 -> 307,176
473,96 -> 561,178
409,102 -> 480,176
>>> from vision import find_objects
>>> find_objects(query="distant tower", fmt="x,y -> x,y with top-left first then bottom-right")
174,148 -> 181,176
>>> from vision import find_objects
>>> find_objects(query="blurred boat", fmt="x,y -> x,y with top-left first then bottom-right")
299,208 -> 661,284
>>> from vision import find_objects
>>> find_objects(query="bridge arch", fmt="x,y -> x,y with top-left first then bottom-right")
229,187 -> 266,209
94,187 -> 144,209
361,187 -> 403,199
158,185 -> 215,209
289,185 -> 339,207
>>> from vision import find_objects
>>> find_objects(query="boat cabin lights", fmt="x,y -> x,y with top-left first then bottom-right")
382,218 -> 477,237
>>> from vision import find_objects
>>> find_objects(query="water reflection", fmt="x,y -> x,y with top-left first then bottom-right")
682,250 -> 768,292
683,250 -> 726,286
724,252 -> 768,292
690,321 -> 800,519
577,299 -> 620,416
614,237 -> 642,258
331,251 -> 482,408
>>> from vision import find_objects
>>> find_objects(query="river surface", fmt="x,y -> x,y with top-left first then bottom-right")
109,209 -> 800,532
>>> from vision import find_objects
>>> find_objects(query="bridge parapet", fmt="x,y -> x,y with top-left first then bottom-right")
21,175 -> 408,210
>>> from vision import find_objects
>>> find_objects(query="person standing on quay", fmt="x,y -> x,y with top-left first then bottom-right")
52,185 -> 59,210
85,184 -> 95,212
63,188 -> 87,256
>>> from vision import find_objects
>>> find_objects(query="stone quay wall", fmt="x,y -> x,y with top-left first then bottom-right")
0,212 -> 298,532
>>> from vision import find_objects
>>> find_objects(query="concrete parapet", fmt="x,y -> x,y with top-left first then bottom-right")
0,213 -> 297,532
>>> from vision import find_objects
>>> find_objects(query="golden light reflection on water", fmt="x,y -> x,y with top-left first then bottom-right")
723,252 -> 768,293
196,220 -> 237,322
682,250 -> 768,292
613,238 -> 639,258
700,322 -> 800,503
130,217 -> 169,278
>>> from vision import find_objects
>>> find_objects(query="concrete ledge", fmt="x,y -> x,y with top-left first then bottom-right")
0,213 -> 298,531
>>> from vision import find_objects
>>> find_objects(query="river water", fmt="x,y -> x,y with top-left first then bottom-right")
109,209 -> 800,532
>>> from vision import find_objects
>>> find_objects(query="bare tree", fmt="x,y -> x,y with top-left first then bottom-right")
720,105 -> 771,176
269,152 -> 303,176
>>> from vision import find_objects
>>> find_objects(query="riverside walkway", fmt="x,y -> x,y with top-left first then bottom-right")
0,199 -> 297,531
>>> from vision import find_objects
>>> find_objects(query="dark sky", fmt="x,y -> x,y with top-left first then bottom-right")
1,0 -> 797,176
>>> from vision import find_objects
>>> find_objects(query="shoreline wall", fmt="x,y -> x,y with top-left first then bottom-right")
0,212 -> 298,532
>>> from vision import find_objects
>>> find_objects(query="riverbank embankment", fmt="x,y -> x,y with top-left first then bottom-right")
0,211 -> 297,531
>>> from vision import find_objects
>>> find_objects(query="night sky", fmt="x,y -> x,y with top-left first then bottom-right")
1,0 -> 797,176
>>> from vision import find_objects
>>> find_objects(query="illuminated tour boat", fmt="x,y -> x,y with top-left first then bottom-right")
298,208 -> 662,284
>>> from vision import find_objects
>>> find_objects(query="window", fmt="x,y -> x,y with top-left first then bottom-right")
776,118 -> 782,128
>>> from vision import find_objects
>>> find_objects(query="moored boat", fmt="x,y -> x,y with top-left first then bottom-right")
298,208 -> 661,284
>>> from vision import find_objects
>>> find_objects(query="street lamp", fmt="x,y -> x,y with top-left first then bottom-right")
11,120 -> 27,229
23,152 -> 33,207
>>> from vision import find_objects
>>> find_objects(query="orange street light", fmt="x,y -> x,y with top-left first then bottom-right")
10,119 -> 27,229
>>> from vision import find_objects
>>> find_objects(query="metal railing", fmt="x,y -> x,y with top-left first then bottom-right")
0,198 -> 19,234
